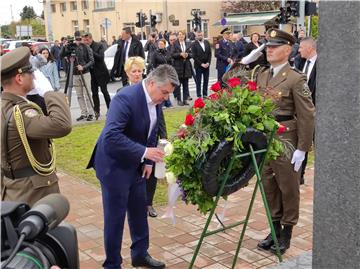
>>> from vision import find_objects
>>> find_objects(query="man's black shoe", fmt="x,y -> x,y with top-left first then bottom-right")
271,225 -> 293,255
76,115 -> 87,121
177,100 -> 184,106
147,206 -> 157,218
183,100 -> 189,106
257,221 -> 281,251
187,96 -> 193,101
86,115 -> 94,121
132,254 -> 165,268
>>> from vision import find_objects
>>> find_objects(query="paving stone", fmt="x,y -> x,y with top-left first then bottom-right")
57,163 -> 315,269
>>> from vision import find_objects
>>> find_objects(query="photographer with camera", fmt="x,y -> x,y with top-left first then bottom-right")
1,47 -> 72,207
60,31 -> 95,121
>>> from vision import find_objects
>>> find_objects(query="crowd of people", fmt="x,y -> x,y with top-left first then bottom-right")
1,24 -> 317,269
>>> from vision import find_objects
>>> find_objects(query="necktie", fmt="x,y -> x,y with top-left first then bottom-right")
304,60 -> 311,76
122,41 -> 128,59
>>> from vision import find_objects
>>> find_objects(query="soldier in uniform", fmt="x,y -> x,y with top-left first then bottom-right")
1,47 -> 72,207
256,29 -> 315,254
215,27 -> 235,85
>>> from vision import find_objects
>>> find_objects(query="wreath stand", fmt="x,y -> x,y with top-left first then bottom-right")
189,128 -> 283,268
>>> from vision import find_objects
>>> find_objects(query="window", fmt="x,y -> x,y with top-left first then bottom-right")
51,4 -> 56,13
95,0 -> 115,10
60,2 -> 66,12
81,0 -> 89,10
70,1 -> 77,11
83,19 -> 90,32
72,20 -> 79,32
186,20 -> 209,38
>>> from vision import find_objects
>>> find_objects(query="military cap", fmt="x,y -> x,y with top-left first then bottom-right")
266,28 -> 296,46
220,27 -> 231,35
1,47 -> 34,80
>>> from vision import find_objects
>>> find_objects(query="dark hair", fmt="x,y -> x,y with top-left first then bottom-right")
122,27 -> 132,35
39,47 -> 54,63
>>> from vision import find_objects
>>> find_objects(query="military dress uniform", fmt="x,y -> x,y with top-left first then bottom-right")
256,29 -> 315,254
215,28 -> 235,84
1,47 -> 72,207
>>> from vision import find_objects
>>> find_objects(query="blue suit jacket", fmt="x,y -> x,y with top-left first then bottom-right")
87,83 -> 159,187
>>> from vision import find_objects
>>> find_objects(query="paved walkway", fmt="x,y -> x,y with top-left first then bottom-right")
59,167 -> 314,269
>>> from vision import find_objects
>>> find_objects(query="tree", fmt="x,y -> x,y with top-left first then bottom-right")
20,6 -> 37,21
222,1 -> 280,13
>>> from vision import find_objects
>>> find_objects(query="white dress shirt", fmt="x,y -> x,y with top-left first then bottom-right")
199,40 -> 205,51
141,80 -> 157,162
125,37 -> 132,62
302,54 -> 317,81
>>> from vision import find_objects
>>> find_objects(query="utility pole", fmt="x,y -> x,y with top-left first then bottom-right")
279,0 -> 286,30
298,0 -> 306,31
140,10 -> 144,40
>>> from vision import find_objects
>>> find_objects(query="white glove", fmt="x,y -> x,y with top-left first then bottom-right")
291,149 -> 306,172
240,43 -> 266,65
32,70 -> 54,97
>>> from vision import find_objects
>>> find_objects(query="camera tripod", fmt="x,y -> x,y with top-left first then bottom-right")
63,52 -> 94,112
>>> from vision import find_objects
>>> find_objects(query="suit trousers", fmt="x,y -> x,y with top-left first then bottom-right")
90,74 -> 111,114
195,66 -> 210,97
121,68 -> 129,87
74,73 -> 94,116
174,78 -> 189,101
101,175 -> 149,269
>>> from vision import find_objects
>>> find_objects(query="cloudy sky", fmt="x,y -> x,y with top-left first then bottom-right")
0,0 -> 43,26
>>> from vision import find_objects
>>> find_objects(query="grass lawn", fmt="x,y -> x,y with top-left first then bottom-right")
55,107 -> 188,205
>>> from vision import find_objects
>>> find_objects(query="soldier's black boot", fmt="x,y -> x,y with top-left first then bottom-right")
257,221 -> 282,251
271,225 -> 293,254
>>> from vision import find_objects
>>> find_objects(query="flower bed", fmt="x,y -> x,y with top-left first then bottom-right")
165,78 -> 284,214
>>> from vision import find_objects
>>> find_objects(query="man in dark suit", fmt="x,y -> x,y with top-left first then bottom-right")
296,37 -> 317,185
87,65 -> 179,269
111,27 -> 145,86
191,30 -> 212,98
83,33 -> 111,120
215,28 -> 235,85
171,30 -> 193,106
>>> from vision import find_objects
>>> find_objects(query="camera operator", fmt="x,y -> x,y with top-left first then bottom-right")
83,32 -> 111,120
60,31 -> 95,121
1,47 -> 72,207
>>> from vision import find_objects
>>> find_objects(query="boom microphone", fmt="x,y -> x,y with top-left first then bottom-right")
18,193 -> 70,240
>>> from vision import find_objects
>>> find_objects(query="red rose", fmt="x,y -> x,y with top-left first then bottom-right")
277,124 -> 287,134
210,81 -> 222,92
227,77 -> 241,88
247,81 -> 257,91
208,93 -> 219,101
193,98 -> 205,109
184,114 -> 195,126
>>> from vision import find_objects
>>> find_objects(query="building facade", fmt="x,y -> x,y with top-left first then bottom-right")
44,0 -> 226,43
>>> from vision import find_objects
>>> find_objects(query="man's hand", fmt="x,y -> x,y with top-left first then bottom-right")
145,147 -> 165,162
201,63 -> 209,68
227,58 -> 233,64
142,165 -> 153,179
291,149 -> 306,172
77,65 -> 84,71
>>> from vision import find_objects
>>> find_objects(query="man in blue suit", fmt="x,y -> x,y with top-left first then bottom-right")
215,27 -> 235,85
87,64 -> 179,269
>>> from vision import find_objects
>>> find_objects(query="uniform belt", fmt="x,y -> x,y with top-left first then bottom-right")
275,115 -> 294,122
2,167 -> 37,180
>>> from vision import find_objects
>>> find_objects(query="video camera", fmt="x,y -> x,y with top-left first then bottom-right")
64,38 -> 78,56
1,194 -> 79,269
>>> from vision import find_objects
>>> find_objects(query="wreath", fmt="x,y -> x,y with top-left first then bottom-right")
165,77 -> 285,214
